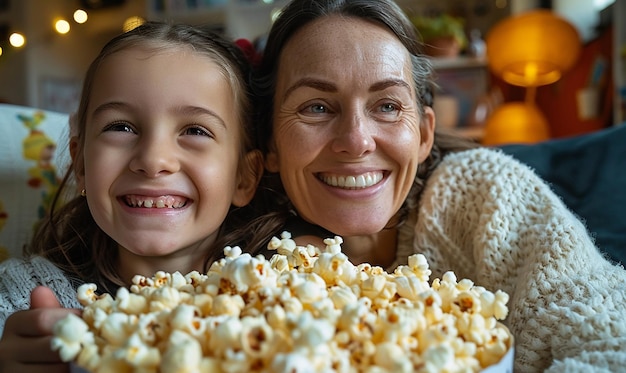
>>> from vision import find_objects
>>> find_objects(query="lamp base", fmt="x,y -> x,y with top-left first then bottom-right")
482,102 -> 550,146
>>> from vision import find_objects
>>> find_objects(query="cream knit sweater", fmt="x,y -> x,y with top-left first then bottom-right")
1,148 -> 624,372
390,148 -> 626,372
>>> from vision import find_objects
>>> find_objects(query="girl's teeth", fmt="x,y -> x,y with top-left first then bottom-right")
126,195 -> 186,209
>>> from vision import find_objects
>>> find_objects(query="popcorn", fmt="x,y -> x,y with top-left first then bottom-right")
53,231 -> 513,373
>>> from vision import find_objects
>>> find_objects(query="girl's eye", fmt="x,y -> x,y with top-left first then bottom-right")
183,125 -> 212,138
104,122 -> 135,133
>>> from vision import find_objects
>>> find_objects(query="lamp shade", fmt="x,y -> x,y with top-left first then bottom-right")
486,10 -> 580,87
482,102 -> 550,145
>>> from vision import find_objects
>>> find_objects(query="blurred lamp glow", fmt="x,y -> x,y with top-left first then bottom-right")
482,9 -> 580,146
55,19 -> 71,34
482,103 -> 550,145
9,32 -> 25,47
74,9 -> 88,24
486,10 -> 580,87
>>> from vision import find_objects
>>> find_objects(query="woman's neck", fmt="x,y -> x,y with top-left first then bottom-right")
293,227 -> 398,268
340,228 -> 398,268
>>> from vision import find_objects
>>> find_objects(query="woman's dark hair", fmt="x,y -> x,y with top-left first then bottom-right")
248,0 -> 479,242
25,21 -> 262,292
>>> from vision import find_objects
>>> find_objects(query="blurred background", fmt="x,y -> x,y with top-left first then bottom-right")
0,0 -> 622,144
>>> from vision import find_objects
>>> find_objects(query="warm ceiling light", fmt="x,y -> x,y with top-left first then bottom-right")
9,32 -> 26,47
74,9 -> 88,24
0,46 -> 3,56
55,19 -> 71,34
123,16 -> 145,32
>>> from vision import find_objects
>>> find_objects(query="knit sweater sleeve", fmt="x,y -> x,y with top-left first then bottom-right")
402,148 -> 626,372
0,256 -> 82,337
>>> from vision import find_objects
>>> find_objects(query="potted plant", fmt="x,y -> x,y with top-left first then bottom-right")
410,14 -> 468,57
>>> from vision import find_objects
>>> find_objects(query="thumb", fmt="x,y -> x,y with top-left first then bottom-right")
30,285 -> 62,309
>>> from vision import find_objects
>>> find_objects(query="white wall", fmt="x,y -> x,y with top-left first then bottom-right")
554,0 -> 615,42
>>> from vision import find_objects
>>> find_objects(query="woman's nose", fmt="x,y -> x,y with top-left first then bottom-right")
129,135 -> 181,177
331,112 -> 376,156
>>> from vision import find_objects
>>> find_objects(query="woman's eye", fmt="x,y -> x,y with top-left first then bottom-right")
380,103 -> 398,113
302,103 -> 328,114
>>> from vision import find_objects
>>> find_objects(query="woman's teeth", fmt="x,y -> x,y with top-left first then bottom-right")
125,195 -> 187,208
321,172 -> 383,189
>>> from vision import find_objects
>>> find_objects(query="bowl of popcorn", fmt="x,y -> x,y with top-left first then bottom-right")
53,232 -> 514,373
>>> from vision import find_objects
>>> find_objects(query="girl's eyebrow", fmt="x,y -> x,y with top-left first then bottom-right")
91,101 -> 127,117
172,105 -> 226,129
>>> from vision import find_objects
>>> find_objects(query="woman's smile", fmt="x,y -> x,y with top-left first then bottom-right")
317,171 -> 384,189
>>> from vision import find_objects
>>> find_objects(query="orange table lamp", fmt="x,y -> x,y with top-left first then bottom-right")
482,9 -> 581,146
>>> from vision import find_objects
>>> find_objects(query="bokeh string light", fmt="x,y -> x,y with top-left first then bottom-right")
1,8 -> 144,58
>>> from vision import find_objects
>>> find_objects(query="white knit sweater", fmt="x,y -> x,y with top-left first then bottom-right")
0,256 -> 82,338
390,148 -> 626,372
1,148 -> 624,372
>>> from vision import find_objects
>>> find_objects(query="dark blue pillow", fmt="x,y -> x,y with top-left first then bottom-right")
499,125 -> 626,267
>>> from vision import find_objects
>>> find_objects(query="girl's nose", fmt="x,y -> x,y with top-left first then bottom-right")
331,113 -> 376,157
129,135 -> 181,177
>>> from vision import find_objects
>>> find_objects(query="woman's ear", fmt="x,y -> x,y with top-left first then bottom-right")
231,149 -> 264,207
418,106 -> 436,162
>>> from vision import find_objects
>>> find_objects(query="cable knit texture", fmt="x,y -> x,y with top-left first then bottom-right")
391,148 -> 626,372
0,256 -> 82,337
0,148 -> 624,372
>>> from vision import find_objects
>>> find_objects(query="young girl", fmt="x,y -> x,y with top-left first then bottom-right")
0,21 -> 265,371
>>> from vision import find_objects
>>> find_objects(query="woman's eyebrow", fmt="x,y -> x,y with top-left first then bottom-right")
369,79 -> 411,92
284,77 -> 337,99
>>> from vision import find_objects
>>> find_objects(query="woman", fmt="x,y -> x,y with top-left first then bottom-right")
250,0 -> 626,371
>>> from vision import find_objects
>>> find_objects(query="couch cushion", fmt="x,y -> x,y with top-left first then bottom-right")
500,124 -> 626,266
0,104 -> 70,261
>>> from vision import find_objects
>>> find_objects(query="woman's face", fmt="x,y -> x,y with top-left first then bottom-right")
267,16 -> 435,236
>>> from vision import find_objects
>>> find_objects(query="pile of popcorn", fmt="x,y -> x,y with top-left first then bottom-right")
52,232 -> 512,373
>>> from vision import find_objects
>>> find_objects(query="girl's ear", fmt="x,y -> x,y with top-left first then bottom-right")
231,149 -> 264,207
70,135 -> 85,191
418,106 -> 436,162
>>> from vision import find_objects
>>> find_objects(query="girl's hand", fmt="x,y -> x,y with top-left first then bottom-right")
0,286 -> 80,373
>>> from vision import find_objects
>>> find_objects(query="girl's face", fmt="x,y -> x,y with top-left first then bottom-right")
75,46 -> 257,274
267,16 -> 435,237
